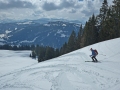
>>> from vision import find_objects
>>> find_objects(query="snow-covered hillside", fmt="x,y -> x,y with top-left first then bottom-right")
0,21 -> 80,48
0,38 -> 120,90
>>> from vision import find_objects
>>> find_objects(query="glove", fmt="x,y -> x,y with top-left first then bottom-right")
89,55 -> 92,57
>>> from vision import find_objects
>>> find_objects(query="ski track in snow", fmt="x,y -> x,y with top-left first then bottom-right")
0,38 -> 120,90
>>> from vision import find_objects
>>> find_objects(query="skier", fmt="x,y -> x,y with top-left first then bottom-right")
90,48 -> 98,62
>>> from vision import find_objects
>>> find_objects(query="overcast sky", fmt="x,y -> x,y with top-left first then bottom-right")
0,0 -> 113,22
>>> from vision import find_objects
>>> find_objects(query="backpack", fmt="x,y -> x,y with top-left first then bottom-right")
94,49 -> 98,55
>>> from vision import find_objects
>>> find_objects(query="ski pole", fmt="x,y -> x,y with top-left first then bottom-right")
99,54 -> 106,56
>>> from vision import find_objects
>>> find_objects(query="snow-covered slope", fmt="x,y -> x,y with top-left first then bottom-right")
0,50 -> 37,76
0,38 -> 120,90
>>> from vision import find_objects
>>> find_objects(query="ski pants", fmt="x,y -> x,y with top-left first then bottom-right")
92,56 -> 98,62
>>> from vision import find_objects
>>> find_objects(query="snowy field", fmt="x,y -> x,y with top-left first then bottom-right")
0,38 -> 120,90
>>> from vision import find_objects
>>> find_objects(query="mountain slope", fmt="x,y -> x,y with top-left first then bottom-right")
0,38 -> 120,90
0,21 -> 80,48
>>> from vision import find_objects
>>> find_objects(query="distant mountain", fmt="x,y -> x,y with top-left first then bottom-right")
0,20 -> 81,48
0,18 -> 82,24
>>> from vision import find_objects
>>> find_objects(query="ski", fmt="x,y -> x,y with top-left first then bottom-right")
85,61 -> 101,63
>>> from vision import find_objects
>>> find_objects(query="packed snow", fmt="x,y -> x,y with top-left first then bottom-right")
0,38 -> 120,90
20,37 -> 39,44
17,21 -> 33,25
5,30 -> 11,34
0,34 -> 5,38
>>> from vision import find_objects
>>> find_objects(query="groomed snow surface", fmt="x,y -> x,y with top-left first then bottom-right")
0,38 -> 120,90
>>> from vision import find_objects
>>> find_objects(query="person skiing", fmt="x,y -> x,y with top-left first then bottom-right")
90,48 -> 98,62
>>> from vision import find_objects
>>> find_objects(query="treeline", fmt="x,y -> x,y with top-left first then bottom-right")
32,0 -> 120,63
31,29 -> 82,62
67,0 -> 120,48
81,0 -> 120,47
31,45 -> 60,62
0,44 -> 35,50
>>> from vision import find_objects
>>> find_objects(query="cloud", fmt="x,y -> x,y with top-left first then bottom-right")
0,0 -> 36,10
0,0 -> 114,23
32,10 -> 43,17
69,9 -> 77,13
42,2 -> 58,11
42,0 -> 81,11
81,0 -> 99,17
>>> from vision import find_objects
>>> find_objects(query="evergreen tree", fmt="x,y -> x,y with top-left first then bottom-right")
81,18 -> 91,46
38,46 -> 46,62
98,0 -> 120,41
31,45 -> 35,50
60,42 -> 67,55
81,22 -> 88,47
96,0 -> 109,38
31,50 -> 36,59
30,53 -> 32,57
67,31 -> 76,53
90,14 -> 98,44
112,0 -> 120,37
97,0 -> 108,24
97,0 -> 111,41
45,47 -> 55,60
76,24 -> 82,49
105,7 -> 116,39
13,45 -> 18,50
55,48 -> 60,57
35,45 -> 39,56
81,14 -> 98,47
